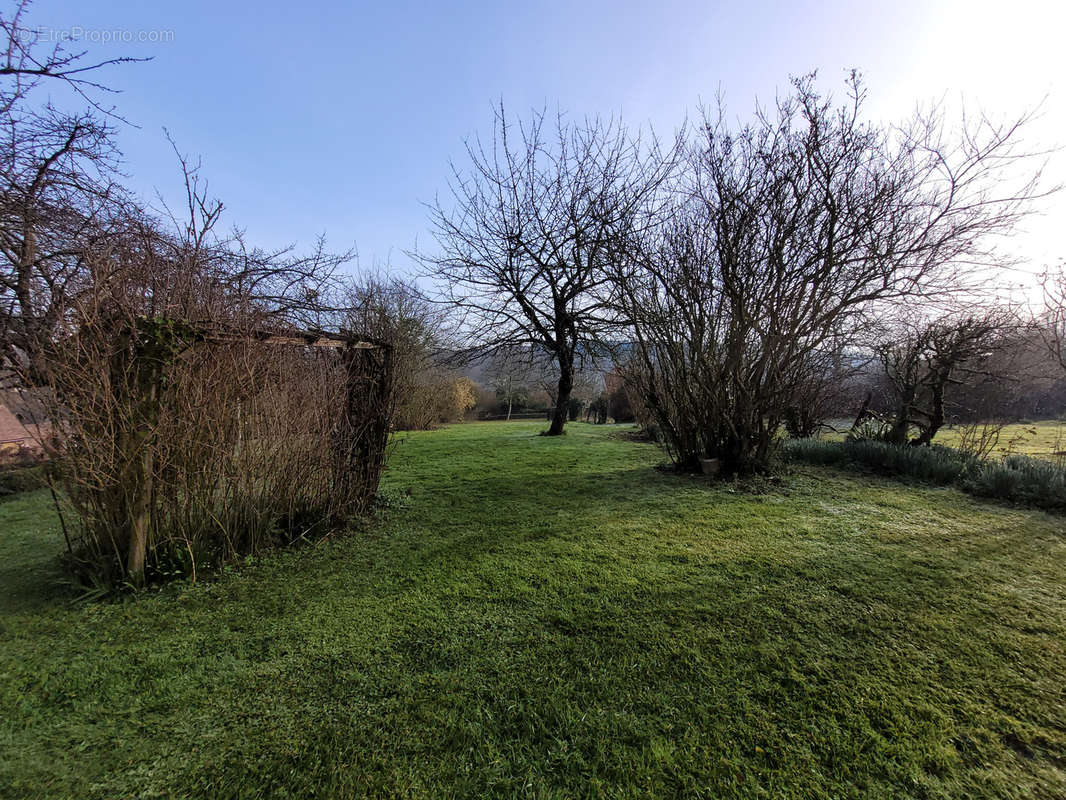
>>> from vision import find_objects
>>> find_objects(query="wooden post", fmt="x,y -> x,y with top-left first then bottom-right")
125,335 -> 163,585
334,342 -> 392,518
126,442 -> 153,582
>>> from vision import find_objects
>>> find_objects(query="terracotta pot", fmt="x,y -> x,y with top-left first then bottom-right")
700,457 -> 721,476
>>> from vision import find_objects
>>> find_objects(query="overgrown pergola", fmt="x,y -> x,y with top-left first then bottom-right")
50,316 -> 394,585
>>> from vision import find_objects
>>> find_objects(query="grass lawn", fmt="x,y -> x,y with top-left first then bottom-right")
1,421 -> 1065,799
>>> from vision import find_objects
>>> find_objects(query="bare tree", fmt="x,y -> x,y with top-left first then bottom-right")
0,1 -> 147,117
485,347 -> 538,421
0,5 -> 397,589
342,275 -> 482,430
0,2 -> 148,384
419,104 -> 675,435
876,310 -> 1012,446
569,368 -> 601,420
0,110 -> 128,382
1038,261 -> 1066,373
616,73 -> 1048,474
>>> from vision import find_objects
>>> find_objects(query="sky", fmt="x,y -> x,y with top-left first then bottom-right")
22,0 -> 1066,286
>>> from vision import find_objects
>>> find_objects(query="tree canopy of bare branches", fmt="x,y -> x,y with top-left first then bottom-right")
0,2 -> 137,384
419,104 -> 675,435
616,73 -> 1047,474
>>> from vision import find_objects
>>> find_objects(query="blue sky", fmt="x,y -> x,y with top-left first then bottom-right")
24,0 -> 1064,280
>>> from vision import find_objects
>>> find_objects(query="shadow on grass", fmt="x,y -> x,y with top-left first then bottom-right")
0,496 -> 71,615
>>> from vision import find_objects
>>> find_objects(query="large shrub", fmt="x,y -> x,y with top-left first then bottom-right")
617,75 -> 1041,475
608,385 -> 635,423
394,371 -> 477,430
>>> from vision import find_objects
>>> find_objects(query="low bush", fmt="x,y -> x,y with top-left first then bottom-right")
849,440 -> 973,484
782,438 -> 852,468
785,438 -> 1066,512
961,454 -> 1066,512
0,465 -> 47,498
785,438 -> 972,484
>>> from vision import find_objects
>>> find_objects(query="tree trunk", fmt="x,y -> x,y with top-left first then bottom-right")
851,392 -> 873,429
886,414 -> 909,445
546,357 -> 574,436
913,379 -> 946,446
12,223 -> 51,386
886,386 -> 916,446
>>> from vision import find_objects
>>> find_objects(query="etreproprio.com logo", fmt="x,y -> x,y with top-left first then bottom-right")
27,26 -> 175,44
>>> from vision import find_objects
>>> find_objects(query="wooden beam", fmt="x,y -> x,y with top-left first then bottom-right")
199,327 -> 384,350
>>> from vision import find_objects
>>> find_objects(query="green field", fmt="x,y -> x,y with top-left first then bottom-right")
822,420 -> 1066,461
1,422 -> 1065,798
937,421 -> 1066,460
